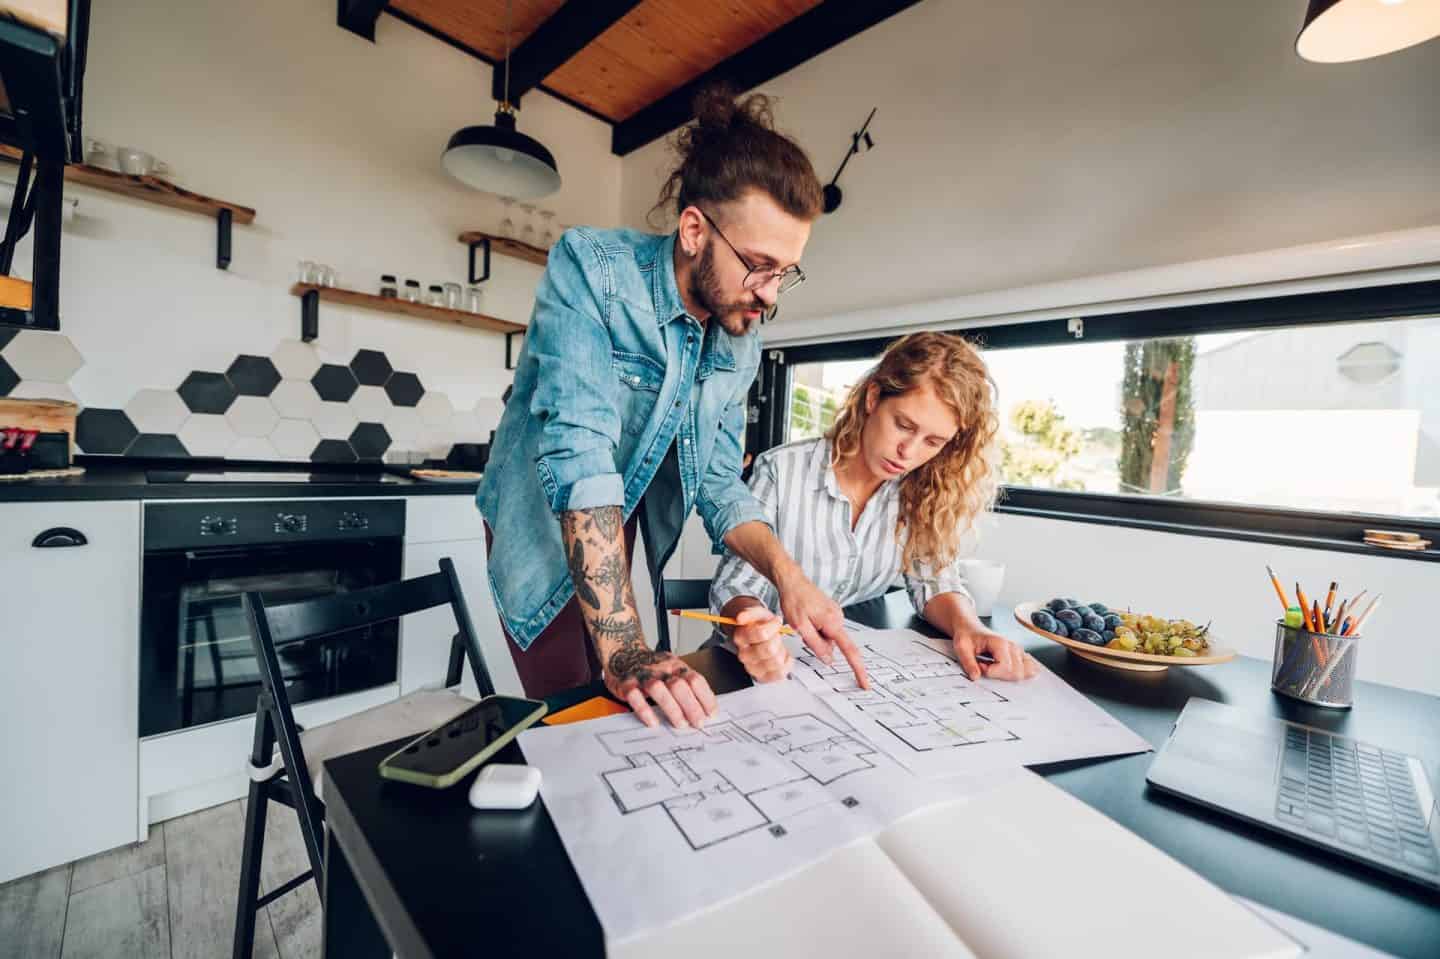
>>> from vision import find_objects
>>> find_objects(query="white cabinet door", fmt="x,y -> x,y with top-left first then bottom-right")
401,538 -> 523,698
0,501 -> 141,882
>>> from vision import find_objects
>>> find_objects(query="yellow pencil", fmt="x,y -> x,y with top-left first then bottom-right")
1264,565 -> 1291,615
671,609 -> 797,636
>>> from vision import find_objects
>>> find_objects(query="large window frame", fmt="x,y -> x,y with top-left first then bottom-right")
748,279 -> 1440,563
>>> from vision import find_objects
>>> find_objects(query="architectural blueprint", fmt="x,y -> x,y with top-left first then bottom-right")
518,681 -> 973,945
792,628 -> 1151,778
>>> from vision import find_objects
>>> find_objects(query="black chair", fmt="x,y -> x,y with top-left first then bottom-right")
652,577 -> 714,653
231,558 -> 495,959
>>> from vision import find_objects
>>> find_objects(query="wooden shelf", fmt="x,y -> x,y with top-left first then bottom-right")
457,231 -> 548,267
289,283 -> 525,335
0,144 -> 256,223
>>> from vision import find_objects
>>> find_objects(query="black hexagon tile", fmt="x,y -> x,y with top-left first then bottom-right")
310,438 -> 357,463
0,355 -> 17,396
126,433 -> 190,458
226,355 -> 282,397
76,408 -> 139,454
348,422 -> 391,461
384,371 -> 424,407
349,349 -> 393,387
311,363 -> 359,402
178,371 -> 238,414
0,326 -> 16,351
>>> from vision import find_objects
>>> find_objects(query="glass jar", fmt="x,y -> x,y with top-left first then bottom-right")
425,284 -> 445,307
443,282 -> 463,310
402,279 -> 421,303
465,285 -> 484,313
380,274 -> 398,298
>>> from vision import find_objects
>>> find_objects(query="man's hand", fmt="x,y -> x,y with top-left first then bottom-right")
731,605 -> 794,684
952,626 -> 1039,682
603,645 -> 718,729
775,569 -> 868,688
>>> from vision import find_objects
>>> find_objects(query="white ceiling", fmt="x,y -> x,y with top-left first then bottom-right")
619,0 -> 1440,325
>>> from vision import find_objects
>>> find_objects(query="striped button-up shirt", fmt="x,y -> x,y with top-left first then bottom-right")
710,437 -> 972,618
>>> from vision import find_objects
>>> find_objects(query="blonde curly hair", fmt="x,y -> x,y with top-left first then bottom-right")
827,331 -> 1001,574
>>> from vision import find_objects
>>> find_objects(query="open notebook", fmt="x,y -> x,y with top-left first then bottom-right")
613,770 -> 1302,959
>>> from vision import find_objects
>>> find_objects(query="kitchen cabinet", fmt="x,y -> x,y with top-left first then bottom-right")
0,500 -> 142,882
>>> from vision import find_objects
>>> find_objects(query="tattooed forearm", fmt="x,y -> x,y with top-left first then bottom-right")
560,505 -> 647,663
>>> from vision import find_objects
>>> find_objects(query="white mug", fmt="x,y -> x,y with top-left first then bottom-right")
116,147 -> 171,178
958,559 -> 1005,618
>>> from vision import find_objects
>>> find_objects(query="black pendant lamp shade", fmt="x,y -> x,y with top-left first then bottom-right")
1296,0 -> 1440,62
443,108 -> 561,199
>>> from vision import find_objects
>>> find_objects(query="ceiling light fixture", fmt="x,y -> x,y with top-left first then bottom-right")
1296,0 -> 1440,63
441,0 -> 561,197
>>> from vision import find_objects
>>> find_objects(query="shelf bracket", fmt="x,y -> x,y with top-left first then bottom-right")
216,208 -> 232,270
301,288 -> 319,342
505,330 -> 523,370
467,236 -> 492,284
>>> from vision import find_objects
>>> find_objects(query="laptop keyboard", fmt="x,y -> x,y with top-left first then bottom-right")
1276,725 -> 1438,876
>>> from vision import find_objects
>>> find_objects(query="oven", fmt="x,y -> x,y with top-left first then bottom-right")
139,499 -> 405,737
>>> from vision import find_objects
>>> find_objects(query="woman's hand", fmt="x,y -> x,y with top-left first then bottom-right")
732,605 -> 795,684
953,627 -> 1039,681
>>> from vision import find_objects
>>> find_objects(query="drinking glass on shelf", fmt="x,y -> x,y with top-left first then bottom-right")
539,210 -> 557,248
443,282 -> 463,310
498,197 -> 517,240
318,264 -> 336,287
519,203 -> 537,247
465,285 -> 485,313
298,260 -> 318,285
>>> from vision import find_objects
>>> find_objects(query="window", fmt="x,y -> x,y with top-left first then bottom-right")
764,280 -> 1440,548
988,316 -> 1439,519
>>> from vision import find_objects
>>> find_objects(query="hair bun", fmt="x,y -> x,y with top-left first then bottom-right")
691,84 -> 740,131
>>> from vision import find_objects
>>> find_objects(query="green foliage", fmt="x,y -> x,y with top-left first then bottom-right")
1000,398 -> 1084,488
1118,338 -> 1196,494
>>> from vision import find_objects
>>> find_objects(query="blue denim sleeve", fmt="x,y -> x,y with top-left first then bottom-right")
696,377 -> 770,553
529,231 -> 626,514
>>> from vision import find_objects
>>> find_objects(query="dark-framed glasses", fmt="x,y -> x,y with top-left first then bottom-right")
698,209 -> 806,296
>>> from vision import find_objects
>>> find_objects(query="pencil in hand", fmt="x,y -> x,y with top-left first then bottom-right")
670,609 -> 797,636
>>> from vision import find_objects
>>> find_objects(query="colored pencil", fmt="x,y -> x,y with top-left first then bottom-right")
671,609 -> 797,636
1296,583 -> 1315,631
1350,594 -> 1383,635
1322,581 -> 1338,630
1265,565 -> 1291,615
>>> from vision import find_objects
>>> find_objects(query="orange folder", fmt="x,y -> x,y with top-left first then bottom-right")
541,696 -> 630,726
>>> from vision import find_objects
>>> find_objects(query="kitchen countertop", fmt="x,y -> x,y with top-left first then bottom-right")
0,459 -> 482,502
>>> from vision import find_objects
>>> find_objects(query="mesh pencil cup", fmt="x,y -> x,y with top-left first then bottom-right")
1271,622 -> 1357,708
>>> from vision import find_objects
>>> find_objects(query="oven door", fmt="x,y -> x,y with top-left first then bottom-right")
139,538 -> 402,737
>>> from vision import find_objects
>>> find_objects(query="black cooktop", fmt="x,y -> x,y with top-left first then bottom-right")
145,469 -> 410,485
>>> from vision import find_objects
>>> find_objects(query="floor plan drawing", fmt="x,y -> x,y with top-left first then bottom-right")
597,709 -> 877,850
795,638 -> 1020,753
793,629 -> 1153,778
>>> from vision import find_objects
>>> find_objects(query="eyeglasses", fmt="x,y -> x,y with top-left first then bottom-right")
698,209 -> 806,296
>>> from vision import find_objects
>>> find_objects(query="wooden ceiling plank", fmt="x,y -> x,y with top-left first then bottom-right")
497,0 -> 646,103
612,0 -> 928,155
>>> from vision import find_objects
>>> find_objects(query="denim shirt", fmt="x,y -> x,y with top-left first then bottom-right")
476,227 -> 768,649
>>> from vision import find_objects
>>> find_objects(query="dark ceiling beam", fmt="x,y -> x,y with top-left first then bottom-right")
612,0 -> 927,156
337,0 -> 389,43
493,0 -> 644,104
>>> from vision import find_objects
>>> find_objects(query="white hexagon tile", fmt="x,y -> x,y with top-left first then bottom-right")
229,437 -> 279,461
225,395 -> 280,437
270,339 -> 322,381
269,379 -> 323,420
311,401 -> 359,441
270,418 -> 321,460
381,405 -> 423,447
179,414 -> 238,457
349,385 -> 390,423
416,391 -> 454,427
4,330 -> 84,382
125,388 -> 190,434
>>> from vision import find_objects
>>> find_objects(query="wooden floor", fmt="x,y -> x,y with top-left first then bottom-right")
0,799 -> 320,959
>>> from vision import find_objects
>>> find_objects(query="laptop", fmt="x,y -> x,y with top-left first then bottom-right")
1146,697 -> 1440,891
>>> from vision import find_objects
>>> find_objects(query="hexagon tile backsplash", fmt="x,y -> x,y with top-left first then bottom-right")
0,329 -> 505,464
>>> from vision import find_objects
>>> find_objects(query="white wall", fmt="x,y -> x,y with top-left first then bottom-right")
10,0 -> 620,441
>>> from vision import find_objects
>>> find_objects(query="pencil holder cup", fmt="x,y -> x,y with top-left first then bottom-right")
1271,622 -> 1357,708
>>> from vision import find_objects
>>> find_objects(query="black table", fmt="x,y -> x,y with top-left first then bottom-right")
321,597 -> 1440,958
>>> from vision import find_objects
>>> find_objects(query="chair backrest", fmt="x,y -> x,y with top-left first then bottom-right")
652,577 -> 713,653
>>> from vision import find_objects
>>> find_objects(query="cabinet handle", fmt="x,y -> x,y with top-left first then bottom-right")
32,527 -> 89,548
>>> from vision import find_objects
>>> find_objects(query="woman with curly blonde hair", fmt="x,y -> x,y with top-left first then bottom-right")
710,331 -> 1039,683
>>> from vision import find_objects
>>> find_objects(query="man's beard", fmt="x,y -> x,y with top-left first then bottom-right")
689,244 -> 765,336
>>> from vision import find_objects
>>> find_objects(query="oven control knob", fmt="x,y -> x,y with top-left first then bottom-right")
277,513 -> 307,533
200,515 -> 233,536
338,512 -> 369,531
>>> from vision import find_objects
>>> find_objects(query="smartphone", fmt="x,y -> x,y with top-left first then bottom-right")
378,694 -> 547,789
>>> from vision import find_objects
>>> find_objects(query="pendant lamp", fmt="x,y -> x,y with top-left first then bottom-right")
1296,0 -> 1440,63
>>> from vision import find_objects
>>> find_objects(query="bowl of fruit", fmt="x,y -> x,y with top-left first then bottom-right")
1014,598 -> 1236,672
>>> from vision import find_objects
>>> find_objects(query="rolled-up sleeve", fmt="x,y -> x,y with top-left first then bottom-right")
904,558 -> 973,615
528,231 -> 624,514
695,375 -> 769,550
708,453 -> 780,613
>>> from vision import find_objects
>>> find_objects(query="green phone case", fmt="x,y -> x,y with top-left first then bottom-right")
377,697 -> 547,789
